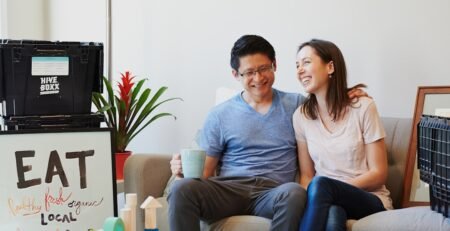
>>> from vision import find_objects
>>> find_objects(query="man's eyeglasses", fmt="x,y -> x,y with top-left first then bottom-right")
238,64 -> 274,79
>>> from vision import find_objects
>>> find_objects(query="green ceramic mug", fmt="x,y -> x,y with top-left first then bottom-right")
181,148 -> 206,178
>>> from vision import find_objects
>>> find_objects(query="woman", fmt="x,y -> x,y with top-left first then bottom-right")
293,39 -> 392,231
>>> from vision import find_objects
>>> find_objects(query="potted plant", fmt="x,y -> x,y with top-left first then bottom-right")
92,71 -> 181,179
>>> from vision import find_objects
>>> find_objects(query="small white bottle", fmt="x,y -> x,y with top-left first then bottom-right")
125,193 -> 137,231
120,207 -> 131,231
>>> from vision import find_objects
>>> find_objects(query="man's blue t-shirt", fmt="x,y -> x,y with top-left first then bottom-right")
199,88 -> 305,184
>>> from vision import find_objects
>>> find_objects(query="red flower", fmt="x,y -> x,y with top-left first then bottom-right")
118,71 -> 135,109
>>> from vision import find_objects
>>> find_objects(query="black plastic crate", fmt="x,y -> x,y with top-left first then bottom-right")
4,113 -> 104,130
417,116 -> 435,184
431,184 -> 450,218
0,39 -> 103,117
417,115 -> 450,217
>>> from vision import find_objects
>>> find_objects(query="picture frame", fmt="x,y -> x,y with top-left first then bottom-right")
402,86 -> 450,207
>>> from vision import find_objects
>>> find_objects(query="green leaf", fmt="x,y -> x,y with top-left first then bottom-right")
103,77 -> 115,106
126,88 -> 151,129
140,97 -> 182,123
127,112 -> 175,146
102,77 -> 118,127
127,96 -> 181,140
127,87 -> 167,136
117,99 -> 127,133
129,79 -> 146,108
93,92 -> 116,128
92,93 -> 103,110
97,105 -> 111,112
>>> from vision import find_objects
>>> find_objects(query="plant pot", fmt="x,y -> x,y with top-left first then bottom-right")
115,151 -> 132,180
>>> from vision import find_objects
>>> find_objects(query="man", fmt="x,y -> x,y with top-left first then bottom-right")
168,35 -> 306,231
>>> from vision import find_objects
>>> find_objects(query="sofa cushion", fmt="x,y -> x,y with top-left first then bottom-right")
352,206 -> 450,231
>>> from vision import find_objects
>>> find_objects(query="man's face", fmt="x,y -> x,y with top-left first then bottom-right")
233,53 -> 276,100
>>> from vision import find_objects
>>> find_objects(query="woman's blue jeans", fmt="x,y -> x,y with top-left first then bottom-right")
300,176 -> 386,231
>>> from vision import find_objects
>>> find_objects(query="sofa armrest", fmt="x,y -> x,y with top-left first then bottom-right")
123,154 -> 172,231
124,153 -> 172,197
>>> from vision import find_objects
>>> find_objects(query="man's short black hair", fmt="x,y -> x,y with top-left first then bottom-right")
230,35 -> 276,71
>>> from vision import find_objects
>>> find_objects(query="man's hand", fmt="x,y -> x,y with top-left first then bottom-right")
348,84 -> 370,100
170,153 -> 183,178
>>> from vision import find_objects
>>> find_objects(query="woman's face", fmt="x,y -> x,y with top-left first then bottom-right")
296,46 -> 334,95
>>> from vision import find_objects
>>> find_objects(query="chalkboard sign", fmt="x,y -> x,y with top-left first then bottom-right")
0,129 -> 117,231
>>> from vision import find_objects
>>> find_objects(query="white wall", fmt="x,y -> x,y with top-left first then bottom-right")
0,0 -> 6,37
1,0 -> 106,41
1,0 -> 47,39
46,0 -> 106,42
3,0 -> 450,154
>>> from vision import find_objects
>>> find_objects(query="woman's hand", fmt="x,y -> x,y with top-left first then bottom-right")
346,139 -> 388,191
348,87 -> 370,99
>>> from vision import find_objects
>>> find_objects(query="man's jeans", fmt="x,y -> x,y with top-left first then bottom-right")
300,176 -> 385,231
168,176 -> 307,231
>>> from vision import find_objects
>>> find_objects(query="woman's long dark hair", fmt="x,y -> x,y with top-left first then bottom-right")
298,39 -> 365,121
